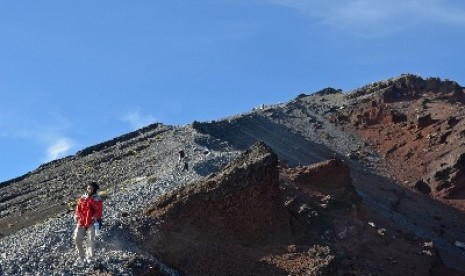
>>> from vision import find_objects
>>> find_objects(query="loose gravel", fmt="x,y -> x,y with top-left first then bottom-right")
0,127 -> 239,276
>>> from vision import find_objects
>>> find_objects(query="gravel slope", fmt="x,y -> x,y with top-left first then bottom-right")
0,127 -> 239,276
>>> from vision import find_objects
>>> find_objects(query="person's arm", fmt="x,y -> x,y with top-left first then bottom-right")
92,197 -> 103,227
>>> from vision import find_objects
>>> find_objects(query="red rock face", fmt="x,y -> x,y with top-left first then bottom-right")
143,142 -> 293,274
282,159 -> 353,197
145,142 -> 291,247
332,75 -> 465,208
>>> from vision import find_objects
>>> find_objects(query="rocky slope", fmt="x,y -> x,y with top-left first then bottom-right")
328,74 -> 465,203
0,125 -> 240,275
140,143 -> 443,275
1,74 -> 465,275
0,124 -> 236,238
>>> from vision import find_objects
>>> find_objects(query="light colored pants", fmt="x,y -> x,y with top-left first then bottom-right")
73,225 -> 95,259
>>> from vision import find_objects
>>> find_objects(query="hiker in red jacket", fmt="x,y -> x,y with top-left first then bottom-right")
73,182 -> 103,263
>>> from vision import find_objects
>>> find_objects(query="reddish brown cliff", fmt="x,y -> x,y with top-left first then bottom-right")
331,74 -> 465,208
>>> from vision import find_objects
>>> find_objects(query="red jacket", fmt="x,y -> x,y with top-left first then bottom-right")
74,194 -> 103,228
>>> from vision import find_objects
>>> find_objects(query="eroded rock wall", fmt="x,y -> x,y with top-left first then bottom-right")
145,142 -> 291,246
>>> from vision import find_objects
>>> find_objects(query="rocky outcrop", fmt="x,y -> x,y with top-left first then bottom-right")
314,87 -> 343,96
279,159 -> 440,276
415,113 -> 435,128
348,74 -> 464,103
428,152 -> 465,198
283,159 -> 352,190
281,159 -> 361,212
414,180 -> 432,195
145,142 -> 291,245
330,74 -> 465,202
143,142 -> 292,274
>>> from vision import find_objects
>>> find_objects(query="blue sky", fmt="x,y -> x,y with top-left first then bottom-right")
1,0 -> 465,182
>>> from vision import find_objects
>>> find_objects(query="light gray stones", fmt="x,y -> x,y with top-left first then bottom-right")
0,127 -> 240,276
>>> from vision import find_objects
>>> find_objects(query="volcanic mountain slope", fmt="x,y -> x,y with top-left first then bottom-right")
0,74 -> 465,275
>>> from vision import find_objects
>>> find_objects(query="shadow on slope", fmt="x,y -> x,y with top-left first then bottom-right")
193,114 -> 334,166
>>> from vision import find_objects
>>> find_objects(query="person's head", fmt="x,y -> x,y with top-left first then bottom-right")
86,182 -> 100,196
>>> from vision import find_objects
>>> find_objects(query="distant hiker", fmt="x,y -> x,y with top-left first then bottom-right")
73,182 -> 103,264
177,150 -> 185,164
177,149 -> 189,172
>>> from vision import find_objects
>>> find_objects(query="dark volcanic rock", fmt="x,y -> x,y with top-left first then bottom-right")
413,180 -> 432,195
415,113 -> 434,128
429,152 -> 465,198
314,87 -> 343,96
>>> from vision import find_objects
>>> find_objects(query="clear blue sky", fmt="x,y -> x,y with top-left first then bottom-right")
1,0 -> 465,182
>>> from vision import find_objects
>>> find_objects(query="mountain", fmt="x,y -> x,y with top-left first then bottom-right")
1,74 -> 465,275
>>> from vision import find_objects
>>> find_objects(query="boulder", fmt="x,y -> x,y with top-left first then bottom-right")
415,113 -> 434,128
413,180 -> 431,195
